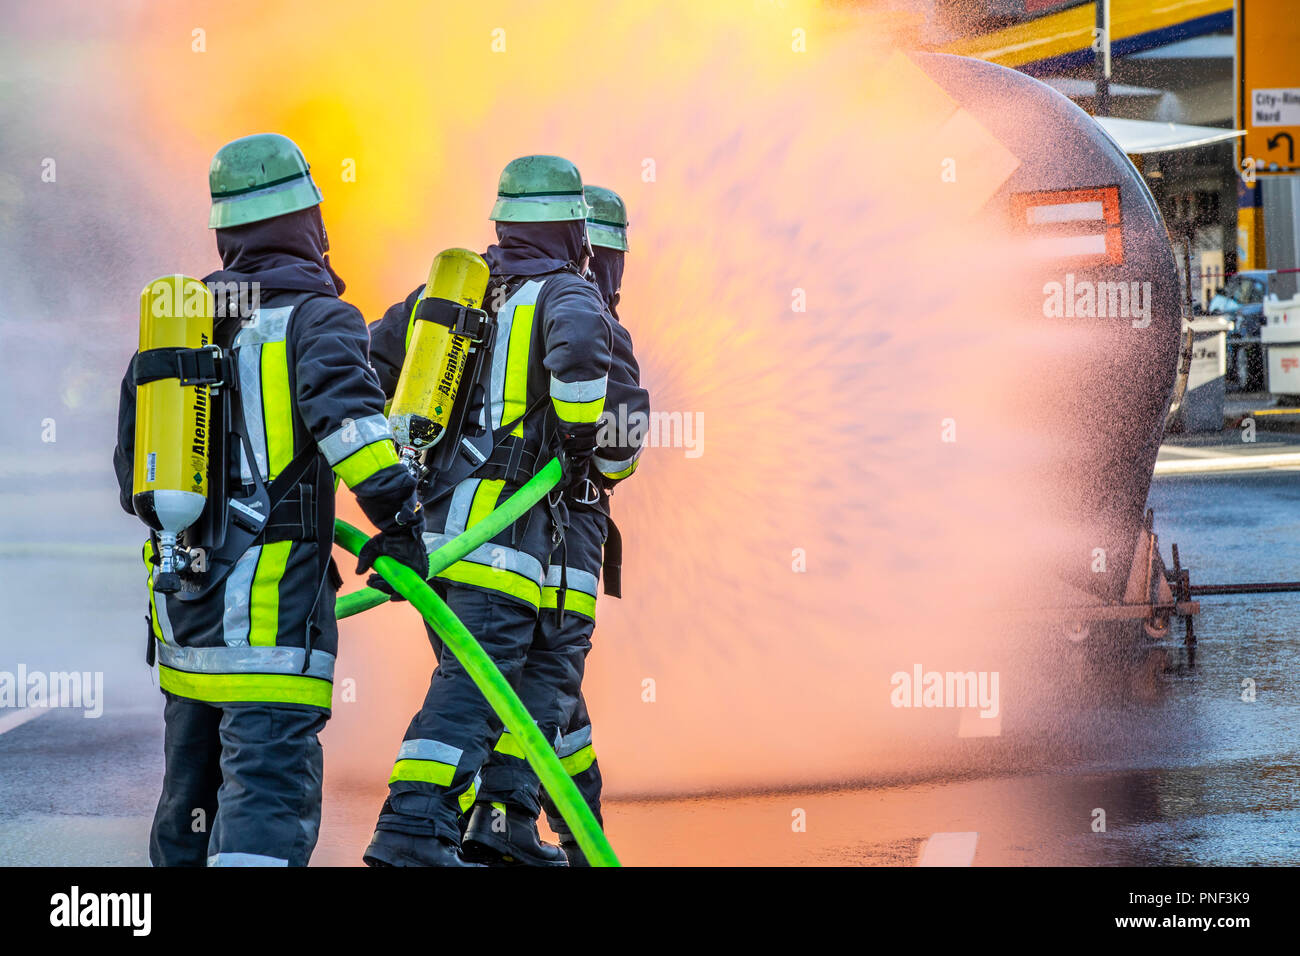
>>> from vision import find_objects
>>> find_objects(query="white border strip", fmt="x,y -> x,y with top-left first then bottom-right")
1154,452 -> 1300,475
917,831 -> 979,867
0,707 -> 49,736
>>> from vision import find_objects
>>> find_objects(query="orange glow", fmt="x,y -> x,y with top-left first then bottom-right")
41,0 -> 1107,797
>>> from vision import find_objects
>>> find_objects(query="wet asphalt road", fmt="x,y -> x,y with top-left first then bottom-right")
2,469 -> 1299,865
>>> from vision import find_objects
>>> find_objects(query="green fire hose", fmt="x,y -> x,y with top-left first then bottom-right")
336,457 -> 564,620
331,459 -> 620,867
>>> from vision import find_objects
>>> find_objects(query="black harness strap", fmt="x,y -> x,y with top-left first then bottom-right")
601,516 -> 623,599
132,345 -> 230,388
477,438 -> 539,484
176,409 -> 318,602
422,390 -> 551,507
261,482 -> 317,542
412,297 -> 491,342
174,294 -> 327,602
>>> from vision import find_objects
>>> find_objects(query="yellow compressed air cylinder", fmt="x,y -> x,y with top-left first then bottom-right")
390,248 -> 490,454
132,275 -> 213,591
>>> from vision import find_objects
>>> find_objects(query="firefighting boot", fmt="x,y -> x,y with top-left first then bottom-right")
362,829 -> 483,868
461,802 -> 569,867
560,839 -> 589,867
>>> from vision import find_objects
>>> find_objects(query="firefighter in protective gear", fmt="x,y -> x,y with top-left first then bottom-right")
462,184 -> 648,866
364,155 -> 612,867
112,133 -> 424,867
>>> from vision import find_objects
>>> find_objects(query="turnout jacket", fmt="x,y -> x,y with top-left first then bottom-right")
114,228 -> 416,712
368,224 -> 612,609
540,262 -> 651,621
592,291 -> 649,487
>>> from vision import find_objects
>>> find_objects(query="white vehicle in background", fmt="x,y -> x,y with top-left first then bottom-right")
1260,294 -> 1300,399
1207,270 -> 1299,392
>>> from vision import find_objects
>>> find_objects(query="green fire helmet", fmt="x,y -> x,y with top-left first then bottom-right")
208,133 -> 324,229
489,155 -> 590,223
584,185 -> 629,252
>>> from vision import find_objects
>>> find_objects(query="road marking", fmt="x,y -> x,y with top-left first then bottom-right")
0,707 -> 49,736
917,831 -> 979,867
1160,445 -> 1250,459
1154,452 -> 1300,475
0,542 -> 139,559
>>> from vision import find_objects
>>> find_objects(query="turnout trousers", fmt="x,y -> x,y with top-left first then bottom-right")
376,583 -> 541,843
150,693 -> 326,867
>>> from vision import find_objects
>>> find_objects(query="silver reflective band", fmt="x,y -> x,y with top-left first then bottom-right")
156,643 -> 337,682
222,545 -> 261,648
318,413 -> 392,465
594,448 -> 640,474
233,306 -> 292,346
208,852 -> 289,867
550,374 -> 607,403
556,724 -> 593,758
235,343 -> 267,483
232,304 -> 292,482
153,589 -> 176,643
489,280 -> 543,430
398,738 -> 464,766
423,533 -> 545,585
443,479 -> 481,537
544,565 -> 598,597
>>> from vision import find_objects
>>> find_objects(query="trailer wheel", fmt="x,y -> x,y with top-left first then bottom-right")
1144,616 -> 1170,640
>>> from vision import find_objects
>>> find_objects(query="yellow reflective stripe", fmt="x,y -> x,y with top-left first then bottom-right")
467,479 -> 505,530
404,297 -> 419,351
148,587 -> 163,641
158,665 -> 333,708
334,439 -> 400,488
458,777 -> 478,813
390,758 -> 455,787
552,395 -> 605,425
143,542 -> 164,643
504,304 -> 535,437
260,339 -> 293,479
437,561 -> 541,608
248,540 -> 292,647
561,744 -> 596,776
601,458 -> 639,481
541,587 -> 596,620
494,732 -> 526,759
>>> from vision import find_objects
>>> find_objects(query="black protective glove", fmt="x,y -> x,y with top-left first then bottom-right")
355,502 -> 427,601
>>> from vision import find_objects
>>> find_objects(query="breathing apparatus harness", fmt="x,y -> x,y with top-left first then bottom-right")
132,295 -> 336,667
416,270 -> 561,505
480,267 -> 623,619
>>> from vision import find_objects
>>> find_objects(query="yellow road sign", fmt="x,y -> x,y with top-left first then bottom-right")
1238,0 -> 1300,175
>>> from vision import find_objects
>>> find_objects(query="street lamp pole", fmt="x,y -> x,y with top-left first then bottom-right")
1095,0 -> 1112,116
